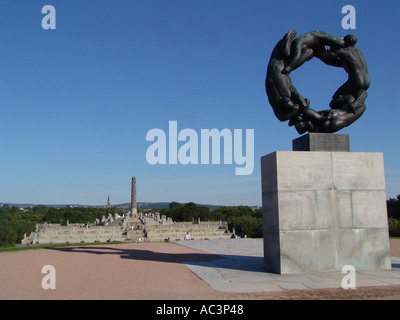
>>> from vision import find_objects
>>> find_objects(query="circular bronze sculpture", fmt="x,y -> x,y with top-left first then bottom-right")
265,29 -> 370,134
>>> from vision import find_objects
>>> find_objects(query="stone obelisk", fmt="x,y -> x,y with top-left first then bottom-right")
131,176 -> 137,216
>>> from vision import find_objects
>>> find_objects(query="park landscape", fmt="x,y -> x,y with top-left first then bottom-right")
1,1 -> 400,303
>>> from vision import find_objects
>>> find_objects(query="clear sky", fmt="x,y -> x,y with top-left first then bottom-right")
0,0 -> 399,206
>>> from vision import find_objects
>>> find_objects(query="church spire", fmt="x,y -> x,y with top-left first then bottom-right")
107,194 -> 110,209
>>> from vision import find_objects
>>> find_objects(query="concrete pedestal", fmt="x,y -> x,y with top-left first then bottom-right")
292,133 -> 350,152
261,151 -> 391,274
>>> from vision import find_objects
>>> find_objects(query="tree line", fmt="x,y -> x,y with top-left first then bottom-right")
160,202 -> 263,238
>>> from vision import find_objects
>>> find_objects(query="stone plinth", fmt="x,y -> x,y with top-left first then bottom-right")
261,151 -> 391,274
293,133 -> 350,152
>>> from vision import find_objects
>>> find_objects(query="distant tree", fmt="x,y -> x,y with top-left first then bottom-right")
32,205 -> 49,214
389,217 -> 400,237
229,216 -> 263,238
387,195 -> 400,220
197,205 -> 212,221
0,223 -> 18,247
0,206 -> 35,247
43,207 -> 64,223
253,208 -> 262,219
169,202 -> 182,210
213,206 -> 255,218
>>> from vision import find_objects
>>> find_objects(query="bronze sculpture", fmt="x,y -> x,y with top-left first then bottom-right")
265,30 -> 370,134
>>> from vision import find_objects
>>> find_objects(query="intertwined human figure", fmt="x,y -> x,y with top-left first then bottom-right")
265,30 -> 370,134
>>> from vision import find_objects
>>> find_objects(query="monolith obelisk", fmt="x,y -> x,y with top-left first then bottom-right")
131,176 -> 137,216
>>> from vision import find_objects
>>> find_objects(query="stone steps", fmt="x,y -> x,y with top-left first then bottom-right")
23,234 -> 128,244
145,230 -> 234,242
22,225 -> 128,245
21,218 -> 236,245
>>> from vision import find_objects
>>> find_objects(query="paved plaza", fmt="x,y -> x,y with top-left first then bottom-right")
176,239 -> 400,293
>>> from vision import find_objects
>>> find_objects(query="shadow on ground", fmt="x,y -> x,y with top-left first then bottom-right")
49,245 -> 266,273
48,245 -> 400,275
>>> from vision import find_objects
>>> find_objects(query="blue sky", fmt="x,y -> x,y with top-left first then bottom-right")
0,0 -> 399,206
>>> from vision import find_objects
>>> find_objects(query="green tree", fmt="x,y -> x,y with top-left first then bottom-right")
169,201 -> 182,210
0,206 -> 35,247
229,216 -> 263,238
0,223 -> 18,247
387,195 -> 400,219
389,217 -> 400,237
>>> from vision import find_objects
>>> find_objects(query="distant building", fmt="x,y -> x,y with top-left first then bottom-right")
107,195 -> 111,209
